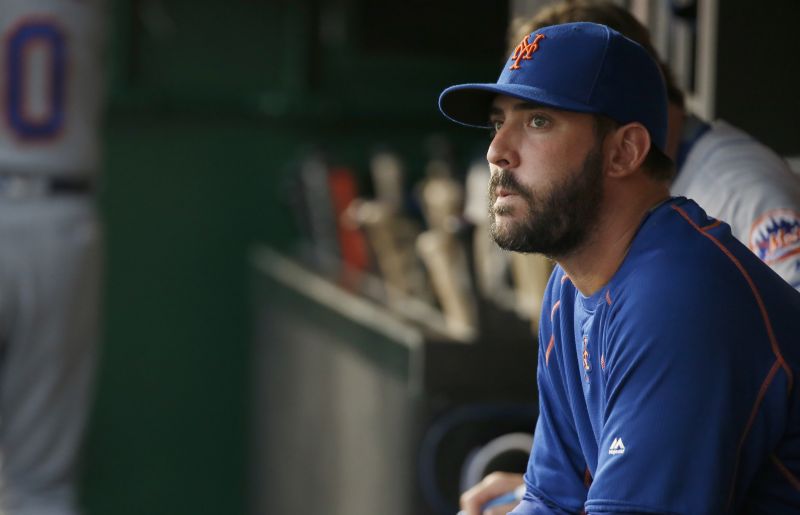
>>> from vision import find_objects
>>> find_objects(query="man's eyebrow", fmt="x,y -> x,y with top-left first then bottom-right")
489,101 -> 549,116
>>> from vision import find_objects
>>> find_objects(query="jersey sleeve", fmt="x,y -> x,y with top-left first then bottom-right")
679,123 -> 800,290
511,270 -> 589,515
584,265 -> 790,514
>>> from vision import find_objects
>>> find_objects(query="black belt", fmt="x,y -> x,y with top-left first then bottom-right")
0,175 -> 93,197
49,176 -> 94,194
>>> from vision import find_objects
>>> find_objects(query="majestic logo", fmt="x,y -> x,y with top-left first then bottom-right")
510,33 -> 545,70
749,209 -> 800,264
609,437 -> 626,455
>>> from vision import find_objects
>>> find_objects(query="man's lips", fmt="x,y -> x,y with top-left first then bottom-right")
493,188 -> 522,212
496,187 -> 517,198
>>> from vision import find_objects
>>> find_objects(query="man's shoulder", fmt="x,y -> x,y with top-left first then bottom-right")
618,198 -> 800,315
686,120 -> 792,179
628,198 -> 738,269
616,199 -> 753,298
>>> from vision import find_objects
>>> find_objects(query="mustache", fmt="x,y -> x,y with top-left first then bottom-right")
489,169 -> 530,199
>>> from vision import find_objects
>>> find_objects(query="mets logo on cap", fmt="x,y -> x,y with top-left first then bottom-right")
509,33 -> 545,70
749,209 -> 800,264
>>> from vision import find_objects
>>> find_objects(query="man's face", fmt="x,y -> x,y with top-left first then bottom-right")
486,95 -> 606,257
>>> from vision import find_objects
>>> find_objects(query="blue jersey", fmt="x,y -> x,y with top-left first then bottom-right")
512,197 -> 800,515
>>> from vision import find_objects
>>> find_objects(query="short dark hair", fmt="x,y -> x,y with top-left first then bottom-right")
594,114 -> 675,182
510,0 -> 685,108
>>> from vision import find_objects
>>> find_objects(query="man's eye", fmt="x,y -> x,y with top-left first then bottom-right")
488,120 -> 503,139
529,115 -> 549,128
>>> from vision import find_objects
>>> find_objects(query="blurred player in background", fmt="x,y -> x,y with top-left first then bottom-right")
0,1 -> 106,514
459,3 -> 800,512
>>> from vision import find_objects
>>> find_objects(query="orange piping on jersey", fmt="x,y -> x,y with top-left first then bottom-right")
701,220 -> 722,231
550,300 -> 561,321
727,359 -> 782,509
771,454 -> 800,490
605,290 -> 612,305
671,204 -> 792,389
545,334 -> 555,366
600,354 -> 606,370
671,204 -> 794,511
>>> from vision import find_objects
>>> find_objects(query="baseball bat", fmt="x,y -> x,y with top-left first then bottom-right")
509,252 -> 554,331
416,229 -> 476,338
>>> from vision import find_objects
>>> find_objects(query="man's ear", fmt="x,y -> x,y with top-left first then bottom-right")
604,122 -> 651,178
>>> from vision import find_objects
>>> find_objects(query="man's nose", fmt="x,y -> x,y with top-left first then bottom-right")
486,126 -> 519,170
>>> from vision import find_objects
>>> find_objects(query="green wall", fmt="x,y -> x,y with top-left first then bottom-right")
81,116 -> 490,515
79,1 -> 506,513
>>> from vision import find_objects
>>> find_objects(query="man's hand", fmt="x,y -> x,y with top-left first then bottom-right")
459,471 -> 525,515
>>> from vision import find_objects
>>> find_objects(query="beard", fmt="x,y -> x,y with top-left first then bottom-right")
488,144 -> 604,257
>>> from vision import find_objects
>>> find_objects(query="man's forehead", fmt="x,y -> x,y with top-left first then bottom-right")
489,96 -> 561,115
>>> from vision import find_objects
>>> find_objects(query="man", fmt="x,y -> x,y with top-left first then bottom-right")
461,3 -> 800,512
439,21 -> 800,515
0,1 -> 106,514
510,1 -> 800,290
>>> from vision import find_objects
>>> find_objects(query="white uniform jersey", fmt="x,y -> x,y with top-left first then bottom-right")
672,120 -> 800,289
0,0 -> 106,176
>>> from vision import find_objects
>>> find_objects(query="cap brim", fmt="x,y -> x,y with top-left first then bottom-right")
438,83 -> 598,129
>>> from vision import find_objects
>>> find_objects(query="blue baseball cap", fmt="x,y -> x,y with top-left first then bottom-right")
438,22 -> 668,152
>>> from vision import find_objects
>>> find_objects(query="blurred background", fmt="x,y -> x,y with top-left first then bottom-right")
79,0 -> 800,514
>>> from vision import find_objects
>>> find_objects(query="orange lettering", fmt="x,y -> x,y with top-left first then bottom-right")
510,33 -> 545,70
